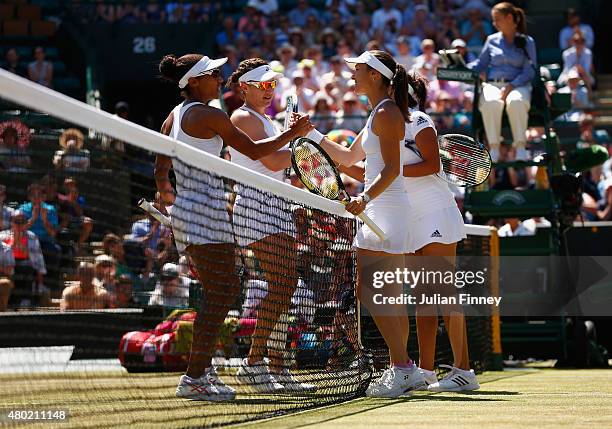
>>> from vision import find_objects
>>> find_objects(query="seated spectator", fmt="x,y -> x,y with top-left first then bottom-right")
498,217 -> 536,237
410,4 -> 437,40
93,254 -> 117,294
114,273 -> 138,307
437,14 -> 462,49
394,36 -> 415,70
283,70 -> 315,112
432,91 -> 460,129
558,32 -> 594,89
288,0 -> 319,27
19,183 -> 61,290
414,39 -> 441,72
58,178 -> 93,255
141,0 -> 166,23
460,5 -> 493,50
428,78 -> 464,110
298,59 -> 321,93
148,263 -> 189,308
310,93 -> 335,134
320,28 -> 340,60
557,68 -> 591,110
60,262 -> 112,310
288,27 -> 307,59
102,233 -> 134,279
322,56 -> 352,94
559,8 -> 594,50
0,239 -> 14,311
216,16 -> 242,50
247,0 -> 278,16
276,43 -> 298,77
0,211 -> 47,307
130,193 -> 170,258
237,3 -> 267,39
53,128 -> 90,172
0,184 -> 14,231
597,179 -> 612,221
4,48 -> 27,77
334,92 -> 367,133
27,47 -> 53,88
0,120 -> 31,171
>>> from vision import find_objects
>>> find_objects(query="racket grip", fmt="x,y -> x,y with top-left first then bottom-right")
356,212 -> 388,242
138,198 -> 171,227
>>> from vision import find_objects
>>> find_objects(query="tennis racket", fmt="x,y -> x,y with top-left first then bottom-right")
291,137 -> 388,241
138,198 -> 171,227
406,133 -> 492,187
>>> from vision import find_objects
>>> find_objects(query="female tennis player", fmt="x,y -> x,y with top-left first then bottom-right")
305,50 -> 428,397
226,58 -> 316,393
401,72 -> 480,392
155,53 -> 312,402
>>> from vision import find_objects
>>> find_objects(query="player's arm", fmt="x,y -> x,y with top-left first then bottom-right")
319,130 -> 366,166
155,113 -> 175,206
403,127 -> 441,177
201,108 -> 312,161
230,110 -> 292,171
338,161 -> 365,183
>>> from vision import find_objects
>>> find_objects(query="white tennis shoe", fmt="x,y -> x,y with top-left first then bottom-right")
274,369 -> 318,393
176,367 -> 236,401
365,364 -> 427,398
415,367 -> 438,391
236,358 -> 285,393
427,365 -> 480,392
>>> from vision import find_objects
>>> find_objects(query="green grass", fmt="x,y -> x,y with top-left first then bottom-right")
1,369 -> 611,428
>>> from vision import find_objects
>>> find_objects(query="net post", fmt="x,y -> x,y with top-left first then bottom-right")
489,226 -> 503,370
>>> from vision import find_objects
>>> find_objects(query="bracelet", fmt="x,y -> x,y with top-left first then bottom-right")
306,128 -> 325,144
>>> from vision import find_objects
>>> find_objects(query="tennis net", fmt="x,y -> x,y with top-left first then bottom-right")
0,69 -> 497,428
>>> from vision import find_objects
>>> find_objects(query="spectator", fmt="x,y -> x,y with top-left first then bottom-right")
0,184 -> 14,231
355,15 -> 374,52
273,14 -> 291,46
299,59 -> 321,92
247,0 -> 278,16
428,78 -> 464,110
19,183 -> 61,289
276,43 -> 298,76
216,16 -> 242,50
334,92 -> 367,133
414,39 -> 441,72
437,14 -> 462,49
288,27 -> 307,59
60,262 -> 112,310
284,70 -> 315,112
394,36 -> 415,70
498,218 -> 537,237
558,32 -> 594,89
116,3 -> 141,24
0,211 -> 47,307
0,239 -> 14,311
102,233 -> 132,278
58,178 -> 94,255
4,48 -> 26,77
93,254 -> 117,294
223,81 -> 244,117
93,2 -> 116,23
53,128 -> 90,172
288,0 -> 319,27
559,8 -> 594,50
322,55 -> 352,94
460,5 -> 493,50
451,38 -> 476,64
237,3 -> 267,39
341,173 -> 362,197
410,4 -> 437,40
557,68 -> 591,110
27,47 -> 53,88
114,273 -> 138,307
468,2 -> 536,162
141,0 -> 166,23
303,14 -> 321,47
259,30 -> 277,62
310,92 -> 335,134
597,179 -> 612,221
148,263 -> 189,308
130,193 -> 170,258
319,28 -> 340,60
0,120 -> 31,171
220,45 -> 240,82
372,0 -> 402,33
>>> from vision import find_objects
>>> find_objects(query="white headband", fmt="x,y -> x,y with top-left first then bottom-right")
238,64 -> 281,83
345,51 -> 394,80
408,83 -> 415,97
178,56 -> 228,89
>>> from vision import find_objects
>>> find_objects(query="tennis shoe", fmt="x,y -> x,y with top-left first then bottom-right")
236,358 -> 285,393
427,365 -> 480,392
274,369 -> 318,392
365,364 -> 427,398
415,367 -> 438,391
176,367 -> 236,401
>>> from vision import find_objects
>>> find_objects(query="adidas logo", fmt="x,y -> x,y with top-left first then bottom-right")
430,230 -> 442,238
416,116 -> 428,126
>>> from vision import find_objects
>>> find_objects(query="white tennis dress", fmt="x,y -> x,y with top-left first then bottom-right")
229,106 -> 295,247
403,109 -> 466,251
170,101 -> 234,253
353,99 -> 412,254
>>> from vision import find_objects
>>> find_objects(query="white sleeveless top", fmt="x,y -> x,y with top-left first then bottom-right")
362,98 -> 405,195
170,101 -> 224,194
403,108 -> 456,218
229,105 -> 285,182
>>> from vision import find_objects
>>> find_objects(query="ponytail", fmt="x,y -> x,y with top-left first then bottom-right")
493,2 -> 528,34
390,64 -> 410,122
406,71 -> 429,113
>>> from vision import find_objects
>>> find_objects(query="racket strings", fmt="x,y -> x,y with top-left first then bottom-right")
438,135 -> 492,186
294,142 -> 341,199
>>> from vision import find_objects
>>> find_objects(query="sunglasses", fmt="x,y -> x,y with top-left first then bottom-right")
247,80 -> 278,90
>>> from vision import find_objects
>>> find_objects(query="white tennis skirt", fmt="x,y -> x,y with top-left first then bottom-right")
353,192 -> 412,254
232,188 -> 296,248
408,205 -> 466,252
171,188 -> 235,253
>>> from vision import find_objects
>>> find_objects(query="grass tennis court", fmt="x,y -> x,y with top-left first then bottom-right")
3,369 -> 610,428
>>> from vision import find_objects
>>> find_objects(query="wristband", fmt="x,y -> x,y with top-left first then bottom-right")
306,128 -> 325,144
360,192 -> 371,204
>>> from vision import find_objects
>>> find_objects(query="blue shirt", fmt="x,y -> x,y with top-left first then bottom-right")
18,202 -> 58,244
468,32 -> 537,88
460,20 -> 493,48
288,7 -> 319,27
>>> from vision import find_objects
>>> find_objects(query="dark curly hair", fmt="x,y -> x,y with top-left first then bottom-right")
158,53 -> 203,93
405,71 -> 429,113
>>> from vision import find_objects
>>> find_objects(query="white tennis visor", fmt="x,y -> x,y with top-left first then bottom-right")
238,65 -> 282,82
344,51 -> 394,80
178,56 -> 228,89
